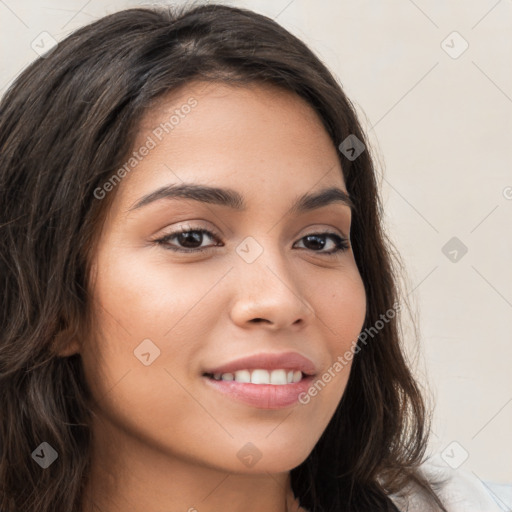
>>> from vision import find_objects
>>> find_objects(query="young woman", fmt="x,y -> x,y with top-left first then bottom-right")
0,4 -> 502,512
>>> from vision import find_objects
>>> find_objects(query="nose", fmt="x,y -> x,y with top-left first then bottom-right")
229,243 -> 315,331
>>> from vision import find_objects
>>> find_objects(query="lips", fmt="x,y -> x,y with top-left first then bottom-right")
202,351 -> 318,377
203,373 -> 315,409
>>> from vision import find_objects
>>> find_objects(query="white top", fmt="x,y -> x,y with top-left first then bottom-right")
389,453 -> 508,512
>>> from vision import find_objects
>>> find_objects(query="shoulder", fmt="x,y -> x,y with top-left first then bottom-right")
389,453 -> 507,512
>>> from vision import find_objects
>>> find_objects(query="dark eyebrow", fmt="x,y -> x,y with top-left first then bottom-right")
128,183 -> 354,214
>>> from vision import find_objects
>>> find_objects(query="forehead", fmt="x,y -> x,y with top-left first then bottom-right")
114,80 -> 346,213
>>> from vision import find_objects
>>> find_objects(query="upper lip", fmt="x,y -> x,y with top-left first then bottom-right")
203,351 -> 318,377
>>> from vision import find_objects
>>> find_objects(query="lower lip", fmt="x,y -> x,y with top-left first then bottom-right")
202,374 -> 314,409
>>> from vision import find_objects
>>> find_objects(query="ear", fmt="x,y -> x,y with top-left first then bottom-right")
51,327 -> 81,357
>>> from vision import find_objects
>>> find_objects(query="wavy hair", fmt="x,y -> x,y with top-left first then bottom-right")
0,4 -> 447,511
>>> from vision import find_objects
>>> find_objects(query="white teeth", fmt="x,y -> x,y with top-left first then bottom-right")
251,369 -> 270,384
270,369 -> 287,385
234,370 -> 251,383
212,369 -> 304,384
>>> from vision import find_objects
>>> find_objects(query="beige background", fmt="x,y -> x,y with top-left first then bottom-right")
1,0 -> 511,493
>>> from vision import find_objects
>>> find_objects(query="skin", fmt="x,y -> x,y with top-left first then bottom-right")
64,81 -> 367,512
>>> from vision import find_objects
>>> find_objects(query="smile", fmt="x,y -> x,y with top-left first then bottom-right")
204,368 -> 304,385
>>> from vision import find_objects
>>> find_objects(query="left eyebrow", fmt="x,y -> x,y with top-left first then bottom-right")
128,183 -> 354,214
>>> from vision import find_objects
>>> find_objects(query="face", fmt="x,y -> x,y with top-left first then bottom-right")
78,81 -> 366,475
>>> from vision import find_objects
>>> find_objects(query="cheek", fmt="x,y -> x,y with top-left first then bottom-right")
81,244 -> 238,407
321,269 -> 367,353
87,242 -> 230,354
80,265 -> 221,459
297,269 -> 366,415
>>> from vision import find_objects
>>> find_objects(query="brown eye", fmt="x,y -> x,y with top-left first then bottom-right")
155,228 -> 222,253
294,232 -> 350,256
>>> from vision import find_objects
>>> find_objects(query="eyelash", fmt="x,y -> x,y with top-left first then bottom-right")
154,226 -> 350,256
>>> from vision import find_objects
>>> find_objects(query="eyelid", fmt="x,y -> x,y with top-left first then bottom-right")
155,221 -> 222,238
154,221 -> 348,243
296,223 -> 348,239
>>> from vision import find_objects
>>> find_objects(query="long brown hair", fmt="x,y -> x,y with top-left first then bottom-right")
0,4 -> 447,511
